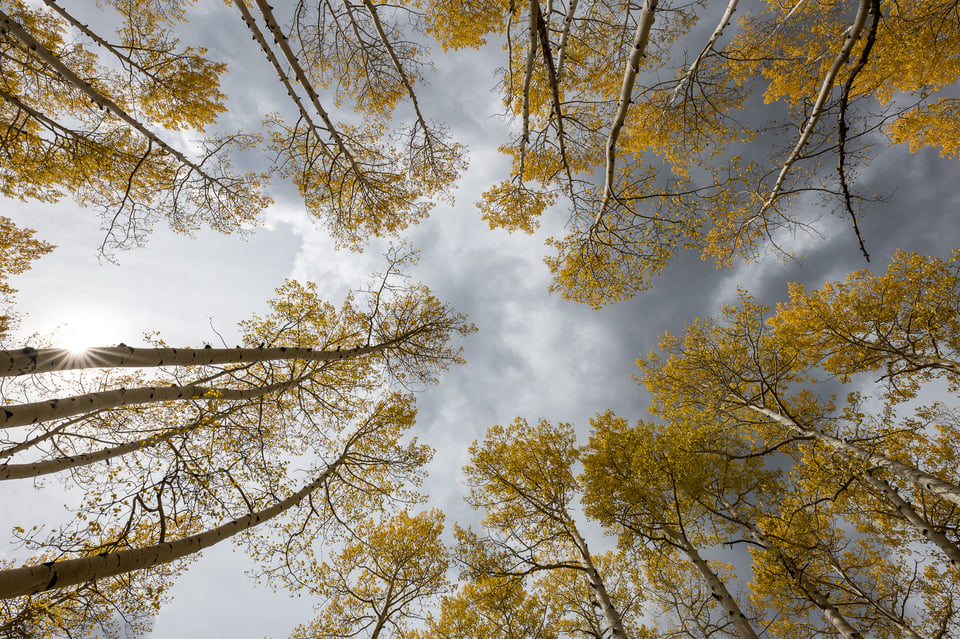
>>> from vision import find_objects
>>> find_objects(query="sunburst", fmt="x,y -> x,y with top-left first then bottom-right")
57,316 -> 124,355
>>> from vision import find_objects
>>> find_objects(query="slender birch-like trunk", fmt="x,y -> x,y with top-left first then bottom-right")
231,0 -> 333,159
593,0 -> 658,229
0,9 -> 233,191
535,7 -> 575,194
518,0 -> 541,180
667,528 -> 760,639
824,556 -> 925,639
668,0 -> 738,105
360,0 -> 430,141
0,343 -> 383,377
39,0 -> 166,79
743,402 -> 960,507
721,498 -> 864,639
0,452 -> 346,598
857,470 -> 960,568
1,414 -> 220,480
252,0 -> 365,180
569,527 -> 631,639
756,0 -> 871,217
555,0 -> 579,79
0,377 -> 300,429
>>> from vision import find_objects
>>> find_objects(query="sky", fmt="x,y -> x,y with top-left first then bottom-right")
2,1 -> 960,637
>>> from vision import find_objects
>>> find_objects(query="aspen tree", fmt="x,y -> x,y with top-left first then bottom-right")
236,0 -> 465,249
0,250 -> 472,481
419,576 -> 559,639
634,253 -> 960,634
642,555 -> 762,639
0,392 -> 433,634
456,418 -> 634,639
0,560 -> 180,639
583,412 -> 764,639
533,551 -> 653,639
641,280 -> 960,514
0,394 -> 428,599
0,255 -> 472,636
287,510 -> 450,639
768,249 -> 960,400
0,0 -> 269,254
420,0 -> 960,305
1,0 -> 464,255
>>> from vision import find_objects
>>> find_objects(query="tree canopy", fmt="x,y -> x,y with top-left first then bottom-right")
2,0 -> 959,636
422,0 -> 960,304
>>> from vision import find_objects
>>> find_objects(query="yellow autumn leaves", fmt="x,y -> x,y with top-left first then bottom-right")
421,0 -> 960,304
455,251 -> 960,638
2,0 -> 960,637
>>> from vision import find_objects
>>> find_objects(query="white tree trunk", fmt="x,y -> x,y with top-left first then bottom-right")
593,0 -> 658,230
251,0 -> 364,177
744,403 -> 960,507
569,527 -> 631,639
360,0 -> 432,142
231,0 -> 333,159
0,9 -> 224,188
858,470 -> 960,569
0,343 -> 382,377
668,529 -> 760,639
555,0 -> 579,79
757,0 -> 871,217
1,418 -> 207,480
0,452 -> 345,598
721,498 -> 864,639
669,0 -> 738,105
0,377 -> 299,429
